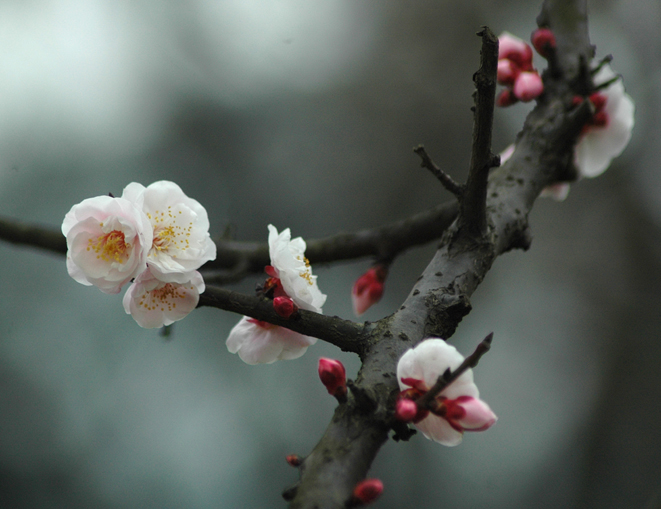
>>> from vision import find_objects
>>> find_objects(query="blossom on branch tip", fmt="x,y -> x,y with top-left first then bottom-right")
497,31 -> 543,106
574,65 -> 635,178
397,339 -> 497,446
267,225 -> 326,313
123,267 -> 204,328
351,265 -> 387,316
122,181 -> 216,284
226,316 -> 317,365
318,358 -> 347,398
62,195 -> 152,294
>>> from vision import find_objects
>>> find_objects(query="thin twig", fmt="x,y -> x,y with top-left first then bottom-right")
413,145 -> 464,198
416,333 -> 493,408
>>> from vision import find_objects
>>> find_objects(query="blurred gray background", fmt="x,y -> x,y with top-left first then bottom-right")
0,1 -> 659,507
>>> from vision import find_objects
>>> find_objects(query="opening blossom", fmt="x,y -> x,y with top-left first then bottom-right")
63,180 -> 216,328
352,265 -> 387,316
574,64 -> 635,179
62,195 -> 152,294
397,339 -> 497,446
226,225 -> 326,364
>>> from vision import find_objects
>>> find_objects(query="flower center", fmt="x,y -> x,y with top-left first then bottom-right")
138,283 -> 186,312
147,207 -> 193,257
87,230 -> 130,263
297,256 -> 313,285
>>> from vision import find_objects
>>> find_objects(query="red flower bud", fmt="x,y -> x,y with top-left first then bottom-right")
395,398 -> 418,422
285,454 -> 302,467
531,28 -> 556,58
352,265 -> 387,316
352,478 -> 383,505
318,358 -> 347,398
497,58 -> 520,86
273,296 -> 296,319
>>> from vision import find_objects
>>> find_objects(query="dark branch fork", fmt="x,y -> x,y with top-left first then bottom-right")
0,2 -> 598,507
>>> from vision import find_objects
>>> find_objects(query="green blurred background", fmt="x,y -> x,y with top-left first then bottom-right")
1,1 -> 659,507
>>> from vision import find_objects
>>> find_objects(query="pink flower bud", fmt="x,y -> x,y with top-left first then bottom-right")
497,59 -> 520,86
352,478 -> 383,505
285,454 -> 302,467
498,32 -> 533,70
496,89 -> 518,107
531,28 -> 556,58
273,296 -> 296,319
513,71 -> 544,102
395,398 -> 418,422
443,395 -> 497,432
352,265 -> 387,316
318,358 -> 347,398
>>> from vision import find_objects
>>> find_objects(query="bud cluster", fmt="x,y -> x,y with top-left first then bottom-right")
496,29 -> 555,107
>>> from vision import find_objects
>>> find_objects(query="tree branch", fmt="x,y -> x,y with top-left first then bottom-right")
0,216 -> 66,255
288,2 -> 595,504
460,26 -> 499,237
198,286 -> 367,354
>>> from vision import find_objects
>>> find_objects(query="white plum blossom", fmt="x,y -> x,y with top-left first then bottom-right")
226,316 -> 317,364
226,225 -> 326,364
499,65 -> 634,201
267,224 -> 326,313
62,195 -> 152,294
397,338 -> 497,446
123,181 -> 217,284
123,267 -> 204,328
575,64 -> 635,178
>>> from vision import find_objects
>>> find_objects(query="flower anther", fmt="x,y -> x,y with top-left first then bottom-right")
397,339 -> 497,446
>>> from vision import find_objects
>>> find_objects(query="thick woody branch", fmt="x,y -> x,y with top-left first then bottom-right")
289,2 -> 594,505
460,27 -> 499,237
198,286 -> 367,353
